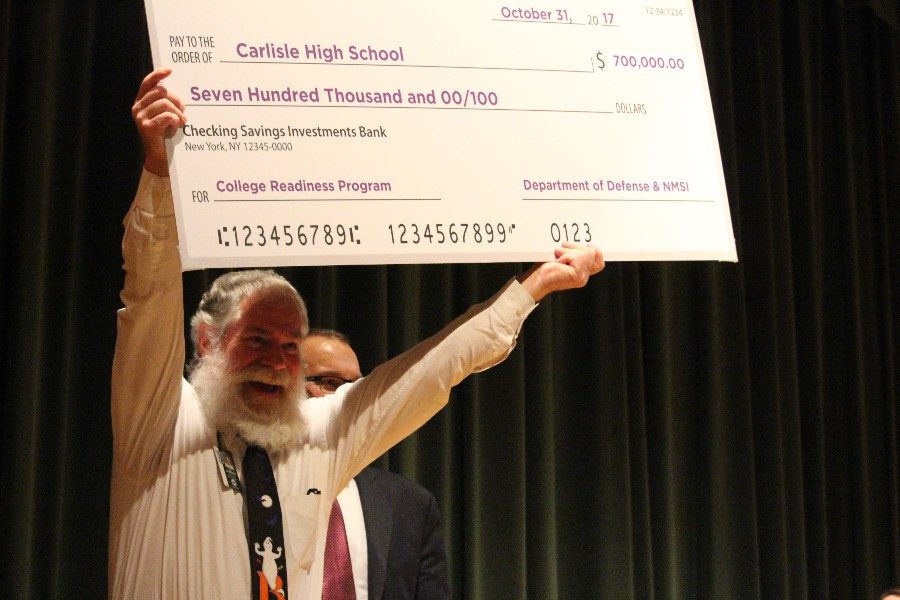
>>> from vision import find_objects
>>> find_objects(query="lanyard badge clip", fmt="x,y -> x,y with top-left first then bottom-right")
215,431 -> 243,493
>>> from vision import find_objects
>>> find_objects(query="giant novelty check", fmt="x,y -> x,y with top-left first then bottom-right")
144,0 -> 737,269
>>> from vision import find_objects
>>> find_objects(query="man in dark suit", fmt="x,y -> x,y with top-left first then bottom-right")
301,329 -> 450,600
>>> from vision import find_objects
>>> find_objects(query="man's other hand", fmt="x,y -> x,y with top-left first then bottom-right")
518,243 -> 606,302
132,68 -> 186,177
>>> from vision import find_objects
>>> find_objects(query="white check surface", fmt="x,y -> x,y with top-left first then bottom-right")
144,0 -> 737,268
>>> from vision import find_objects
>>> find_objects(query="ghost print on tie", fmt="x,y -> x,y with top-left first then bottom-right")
244,445 -> 288,600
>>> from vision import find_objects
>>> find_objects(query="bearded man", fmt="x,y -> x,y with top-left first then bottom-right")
109,68 -> 605,599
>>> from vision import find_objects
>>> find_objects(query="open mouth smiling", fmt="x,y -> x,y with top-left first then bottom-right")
245,381 -> 283,395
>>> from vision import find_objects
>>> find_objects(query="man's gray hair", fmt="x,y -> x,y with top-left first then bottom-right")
189,269 -> 308,361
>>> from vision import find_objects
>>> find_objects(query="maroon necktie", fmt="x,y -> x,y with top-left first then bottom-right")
322,500 -> 355,600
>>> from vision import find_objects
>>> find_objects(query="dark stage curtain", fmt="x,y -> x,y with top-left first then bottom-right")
1,1 -> 897,598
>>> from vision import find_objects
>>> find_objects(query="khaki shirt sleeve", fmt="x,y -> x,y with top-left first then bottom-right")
111,170 -> 185,477
329,279 -> 537,491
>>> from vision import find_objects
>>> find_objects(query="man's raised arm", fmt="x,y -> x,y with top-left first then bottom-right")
110,68 -> 188,477
330,243 -> 605,486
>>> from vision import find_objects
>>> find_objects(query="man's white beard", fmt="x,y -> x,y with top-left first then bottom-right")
190,350 -> 307,453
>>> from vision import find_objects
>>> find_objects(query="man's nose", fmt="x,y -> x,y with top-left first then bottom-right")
261,345 -> 288,370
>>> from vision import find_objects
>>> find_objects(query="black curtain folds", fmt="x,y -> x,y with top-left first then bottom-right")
1,1 -> 897,598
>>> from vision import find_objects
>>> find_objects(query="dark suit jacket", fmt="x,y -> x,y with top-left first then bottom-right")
355,466 -> 450,600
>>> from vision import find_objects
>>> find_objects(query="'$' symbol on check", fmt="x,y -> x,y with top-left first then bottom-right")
595,51 -> 606,70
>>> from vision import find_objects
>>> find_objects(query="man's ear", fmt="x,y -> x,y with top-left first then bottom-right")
197,322 -> 216,356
